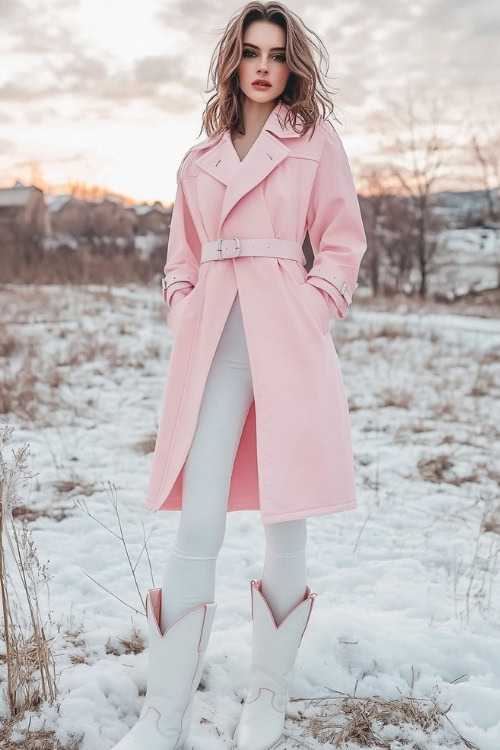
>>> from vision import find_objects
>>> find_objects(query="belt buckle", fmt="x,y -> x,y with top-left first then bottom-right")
217,237 -> 241,259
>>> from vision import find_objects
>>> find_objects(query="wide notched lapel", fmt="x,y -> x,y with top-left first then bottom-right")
191,133 -> 237,188
217,130 -> 290,231
193,101 -> 301,234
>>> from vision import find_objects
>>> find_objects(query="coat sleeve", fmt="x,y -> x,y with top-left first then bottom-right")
162,152 -> 201,308
305,122 -> 367,319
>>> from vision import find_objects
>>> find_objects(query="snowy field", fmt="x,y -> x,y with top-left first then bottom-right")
1,283 -> 499,750
367,226 -> 499,301
427,226 -> 499,298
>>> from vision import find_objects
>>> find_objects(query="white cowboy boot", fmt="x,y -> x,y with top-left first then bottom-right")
112,587 -> 217,750
232,578 -> 317,750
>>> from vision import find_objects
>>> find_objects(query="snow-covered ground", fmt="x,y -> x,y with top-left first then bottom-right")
1,283 -> 499,749
371,226 -> 500,300
429,226 -> 500,298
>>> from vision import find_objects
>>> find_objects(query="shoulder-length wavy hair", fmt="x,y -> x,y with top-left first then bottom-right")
200,1 -> 341,141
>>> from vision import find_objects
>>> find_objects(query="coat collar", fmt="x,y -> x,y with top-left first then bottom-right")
192,100 -> 302,232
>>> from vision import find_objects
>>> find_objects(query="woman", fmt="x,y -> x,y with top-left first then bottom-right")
113,2 -> 367,749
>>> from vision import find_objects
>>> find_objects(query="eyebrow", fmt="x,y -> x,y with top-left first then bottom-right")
243,43 -> 286,51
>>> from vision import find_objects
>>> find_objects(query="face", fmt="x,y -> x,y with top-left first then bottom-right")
236,20 -> 290,103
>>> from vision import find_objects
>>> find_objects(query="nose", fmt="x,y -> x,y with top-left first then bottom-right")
257,60 -> 269,74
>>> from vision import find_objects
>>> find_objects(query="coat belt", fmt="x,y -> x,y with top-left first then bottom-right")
200,237 -> 304,263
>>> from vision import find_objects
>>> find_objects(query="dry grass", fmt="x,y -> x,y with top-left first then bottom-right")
0,286 -> 164,424
134,433 -> 157,455
469,358 -> 498,397
0,720 -> 83,750
0,426 -> 92,749
0,427 -> 59,721
0,347 -> 88,425
406,419 -> 431,434
373,323 -> 415,339
73,481 -> 154,618
483,504 -> 500,534
355,287 -> 500,320
417,453 -> 481,486
11,504 -> 73,523
287,674 -> 479,749
379,388 -> 413,409
53,475 -> 96,497
0,323 -> 21,358
105,625 -> 146,657
452,515 -> 500,624
0,236 -> 163,288
0,435 -> 155,749
0,357 -> 39,421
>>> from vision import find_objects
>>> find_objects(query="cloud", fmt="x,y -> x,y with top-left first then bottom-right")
154,0 -> 230,35
135,55 -> 185,85
1,0 -> 80,55
0,0 -> 202,111
1,0 -> 496,115
0,0 -> 498,199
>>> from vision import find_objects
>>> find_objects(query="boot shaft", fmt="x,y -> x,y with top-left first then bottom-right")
145,587 -> 217,699
249,579 -> 316,689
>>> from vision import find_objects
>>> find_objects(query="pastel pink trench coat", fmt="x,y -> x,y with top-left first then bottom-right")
144,100 -> 367,523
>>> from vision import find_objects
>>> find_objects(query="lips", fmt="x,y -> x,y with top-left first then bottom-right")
252,80 -> 271,87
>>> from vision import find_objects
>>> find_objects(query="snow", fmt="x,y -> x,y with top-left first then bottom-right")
1,283 -> 499,749
46,194 -> 74,212
429,226 -> 500,298
372,225 -> 500,299
134,232 -> 166,260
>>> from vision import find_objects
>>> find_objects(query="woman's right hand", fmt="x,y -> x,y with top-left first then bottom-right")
170,287 -> 191,308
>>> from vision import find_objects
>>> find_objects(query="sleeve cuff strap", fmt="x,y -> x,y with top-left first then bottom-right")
163,279 -> 194,306
306,271 -> 354,305
162,271 -> 196,290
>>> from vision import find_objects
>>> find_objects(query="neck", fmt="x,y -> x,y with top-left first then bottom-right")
238,97 -> 278,135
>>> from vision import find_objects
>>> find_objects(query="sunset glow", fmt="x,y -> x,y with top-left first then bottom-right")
0,0 -> 498,204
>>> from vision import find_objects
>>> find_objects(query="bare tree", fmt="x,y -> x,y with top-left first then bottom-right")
372,90 -> 454,298
359,168 -> 391,296
470,123 -> 500,223
382,196 -> 421,294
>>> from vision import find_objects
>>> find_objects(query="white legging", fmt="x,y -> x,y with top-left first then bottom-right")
161,293 -> 307,633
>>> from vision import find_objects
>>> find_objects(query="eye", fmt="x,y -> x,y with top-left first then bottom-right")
242,49 -> 286,61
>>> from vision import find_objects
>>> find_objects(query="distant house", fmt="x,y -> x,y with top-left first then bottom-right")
129,201 -> 171,235
0,181 -> 50,235
0,183 -> 172,255
90,197 -> 135,239
47,194 -> 90,235
430,188 -> 499,227
47,194 -> 135,240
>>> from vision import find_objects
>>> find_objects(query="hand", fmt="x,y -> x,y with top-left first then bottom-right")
307,282 -> 347,319
170,288 -> 191,308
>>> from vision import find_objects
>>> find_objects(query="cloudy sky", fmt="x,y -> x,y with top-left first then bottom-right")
0,0 -> 498,205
